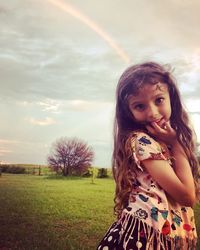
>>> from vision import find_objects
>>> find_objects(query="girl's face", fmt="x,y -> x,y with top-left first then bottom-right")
128,82 -> 171,128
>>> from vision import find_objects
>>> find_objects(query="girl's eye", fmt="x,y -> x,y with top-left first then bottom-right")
134,104 -> 145,111
155,97 -> 164,105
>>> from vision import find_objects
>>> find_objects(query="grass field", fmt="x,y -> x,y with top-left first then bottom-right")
0,174 -> 199,250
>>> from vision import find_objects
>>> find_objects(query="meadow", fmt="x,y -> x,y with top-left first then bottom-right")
0,173 -> 199,250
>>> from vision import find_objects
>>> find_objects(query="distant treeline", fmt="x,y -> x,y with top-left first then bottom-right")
0,164 -> 49,175
0,164 -> 113,178
2,163 -> 199,179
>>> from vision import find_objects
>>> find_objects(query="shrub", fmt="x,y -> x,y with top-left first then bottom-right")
1,165 -> 9,173
97,168 -> 108,178
82,169 -> 92,177
0,165 -> 26,174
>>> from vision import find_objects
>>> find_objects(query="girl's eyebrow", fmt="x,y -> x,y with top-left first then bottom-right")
129,99 -> 144,106
154,93 -> 166,97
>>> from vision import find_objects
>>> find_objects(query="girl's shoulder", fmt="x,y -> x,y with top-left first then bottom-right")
128,130 -> 160,149
126,130 -> 170,165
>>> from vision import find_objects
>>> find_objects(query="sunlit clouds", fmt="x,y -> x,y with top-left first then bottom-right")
0,149 -> 12,156
190,114 -> 200,142
182,49 -> 200,81
37,100 -> 61,113
1,0 -> 200,165
187,48 -> 200,71
185,100 -> 200,113
65,100 -> 113,112
27,117 -> 57,126
0,139 -> 18,157
0,139 -> 19,144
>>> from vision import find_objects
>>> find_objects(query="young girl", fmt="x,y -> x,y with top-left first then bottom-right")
97,62 -> 199,250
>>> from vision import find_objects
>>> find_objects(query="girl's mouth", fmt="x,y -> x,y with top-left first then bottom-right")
154,118 -> 167,128
148,118 -> 166,128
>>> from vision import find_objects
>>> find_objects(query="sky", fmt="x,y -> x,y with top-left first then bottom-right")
1,0 -> 200,167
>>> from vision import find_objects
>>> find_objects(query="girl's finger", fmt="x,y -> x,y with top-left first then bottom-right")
164,121 -> 176,137
163,121 -> 173,131
162,121 -> 169,130
151,122 -> 165,132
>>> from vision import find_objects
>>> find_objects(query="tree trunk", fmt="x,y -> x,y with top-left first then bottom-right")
63,165 -> 68,176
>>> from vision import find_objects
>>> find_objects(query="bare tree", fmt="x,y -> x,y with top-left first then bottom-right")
47,137 -> 94,176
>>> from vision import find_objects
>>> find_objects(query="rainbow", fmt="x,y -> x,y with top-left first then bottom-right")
47,0 -> 131,63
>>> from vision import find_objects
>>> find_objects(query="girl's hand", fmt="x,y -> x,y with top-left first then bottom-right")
146,120 -> 177,145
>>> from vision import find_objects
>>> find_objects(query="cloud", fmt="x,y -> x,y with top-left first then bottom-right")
185,100 -> 200,113
0,139 -> 19,144
0,149 -> 12,156
0,1 -> 126,103
16,101 -> 30,107
17,98 -> 113,113
27,117 -> 57,126
37,99 -> 61,113
190,113 -> 200,141
65,99 -> 113,112
16,99 -> 61,113
0,139 -> 15,156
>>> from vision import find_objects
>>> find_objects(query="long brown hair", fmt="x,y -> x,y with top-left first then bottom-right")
113,62 -> 200,218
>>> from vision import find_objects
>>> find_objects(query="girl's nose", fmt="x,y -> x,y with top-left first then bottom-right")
147,105 -> 159,119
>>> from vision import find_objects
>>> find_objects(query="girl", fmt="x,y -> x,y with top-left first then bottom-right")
97,62 -> 199,250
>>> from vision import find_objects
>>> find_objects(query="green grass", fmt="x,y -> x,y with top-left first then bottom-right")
0,174 -> 115,250
0,174 -> 199,250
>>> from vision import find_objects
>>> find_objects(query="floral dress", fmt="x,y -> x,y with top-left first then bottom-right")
97,132 -> 197,250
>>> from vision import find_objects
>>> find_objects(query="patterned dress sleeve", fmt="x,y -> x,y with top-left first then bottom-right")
131,132 -> 168,171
